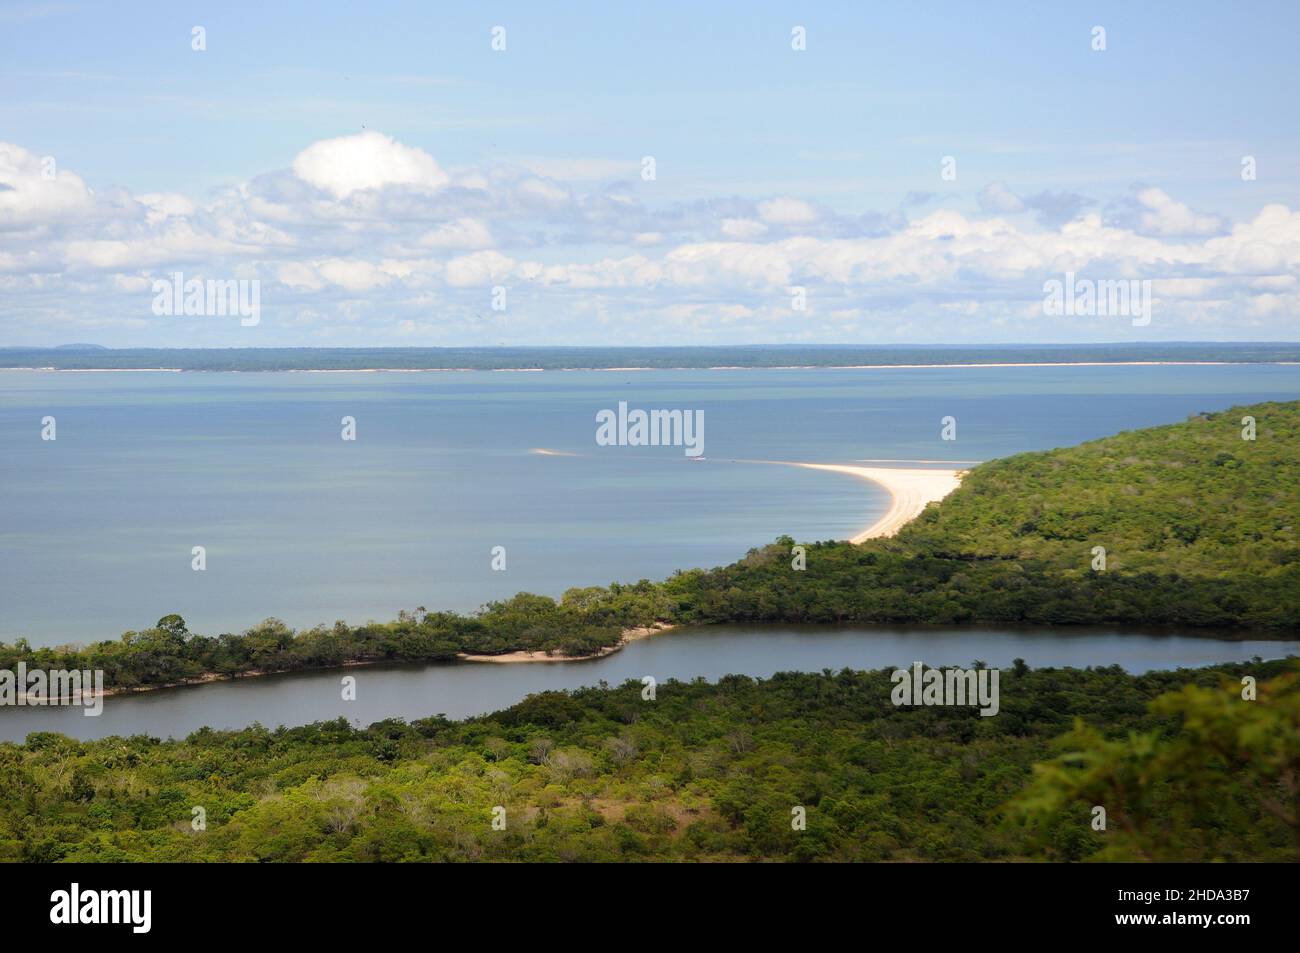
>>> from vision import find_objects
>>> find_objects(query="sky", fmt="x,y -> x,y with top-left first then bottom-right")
1,0 -> 1299,347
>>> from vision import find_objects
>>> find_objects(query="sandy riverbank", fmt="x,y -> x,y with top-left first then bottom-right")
457,623 -> 675,664
792,463 -> 965,541
31,628 -> 675,699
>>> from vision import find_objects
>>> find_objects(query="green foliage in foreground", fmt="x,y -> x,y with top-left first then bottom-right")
1,401 -> 1297,692
1011,665 -> 1300,861
1,661 -> 1294,862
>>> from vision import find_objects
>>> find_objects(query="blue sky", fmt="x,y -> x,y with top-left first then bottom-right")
2,0 -> 1299,346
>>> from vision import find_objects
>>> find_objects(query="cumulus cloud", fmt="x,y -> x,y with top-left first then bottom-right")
135,193 -> 197,225
757,196 -> 819,225
444,250 -> 516,287
1137,187 -> 1225,236
277,261 -> 326,292
1114,186 -> 1226,237
978,182 -> 1024,214
0,141 -> 97,227
316,258 -> 395,291
291,130 -> 450,198
977,182 -> 1093,227
720,217 -> 768,240
2,131 -> 1298,345
417,218 -> 494,250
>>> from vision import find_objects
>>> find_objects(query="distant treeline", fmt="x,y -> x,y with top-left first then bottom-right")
2,401 -> 1297,693
3,342 -> 1300,371
3,660 -> 1297,861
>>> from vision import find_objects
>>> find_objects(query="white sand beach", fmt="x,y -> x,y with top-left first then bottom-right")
792,463 -> 965,541
458,624 -> 673,664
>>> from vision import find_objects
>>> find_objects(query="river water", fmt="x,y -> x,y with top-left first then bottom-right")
2,623 -> 1294,742
3,363 -> 1299,644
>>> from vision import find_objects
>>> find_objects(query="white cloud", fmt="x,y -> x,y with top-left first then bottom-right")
1135,187 -> 1223,236
418,218 -> 494,249
111,273 -> 152,293
720,218 -> 768,240
291,130 -> 450,198
757,197 -> 818,225
317,258 -> 394,291
514,177 -> 569,206
277,261 -> 325,292
0,141 -> 96,226
978,182 -> 1025,214
4,131 -> 1300,345
444,250 -> 516,287
136,192 -> 197,226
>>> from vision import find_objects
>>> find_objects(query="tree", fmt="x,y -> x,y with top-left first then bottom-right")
155,614 -> 188,639
1010,666 -> 1300,861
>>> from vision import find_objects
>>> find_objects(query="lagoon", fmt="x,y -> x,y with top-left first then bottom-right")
1,623 -> 1295,742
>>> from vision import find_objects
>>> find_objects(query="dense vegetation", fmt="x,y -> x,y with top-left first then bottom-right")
3,342 -> 1298,370
1,660 -> 1294,862
2,401 -> 1296,693
675,400 -> 1300,630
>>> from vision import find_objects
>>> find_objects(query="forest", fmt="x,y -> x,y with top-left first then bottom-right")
1,400 -> 1296,692
1,660 -> 1295,862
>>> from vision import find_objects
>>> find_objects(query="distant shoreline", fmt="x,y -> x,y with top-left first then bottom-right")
4,360 -> 1299,374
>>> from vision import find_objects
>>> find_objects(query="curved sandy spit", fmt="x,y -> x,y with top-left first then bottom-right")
791,463 -> 965,541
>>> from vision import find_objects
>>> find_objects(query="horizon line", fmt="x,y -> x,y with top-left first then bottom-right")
6,340 -> 1300,352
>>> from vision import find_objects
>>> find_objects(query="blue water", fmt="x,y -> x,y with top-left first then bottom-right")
1,363 -> 1298,645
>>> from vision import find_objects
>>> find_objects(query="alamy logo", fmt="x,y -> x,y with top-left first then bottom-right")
151,271 -> 260,326
50,883 -> 151,933
595,401 -> 704,457
1043,271 -> 1151,326
0,664 -> 104,716
891,662 -> 1000,716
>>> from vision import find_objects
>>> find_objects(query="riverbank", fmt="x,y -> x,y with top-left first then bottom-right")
457,623 -> 675,663
82,624 -> 677,697
92,657 -> 388,698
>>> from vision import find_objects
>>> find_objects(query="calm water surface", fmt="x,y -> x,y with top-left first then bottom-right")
3,363 -> 1298,644
2,624 -> 1295,742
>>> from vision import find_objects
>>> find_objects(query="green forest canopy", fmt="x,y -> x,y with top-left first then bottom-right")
2,660 -> 1295,862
